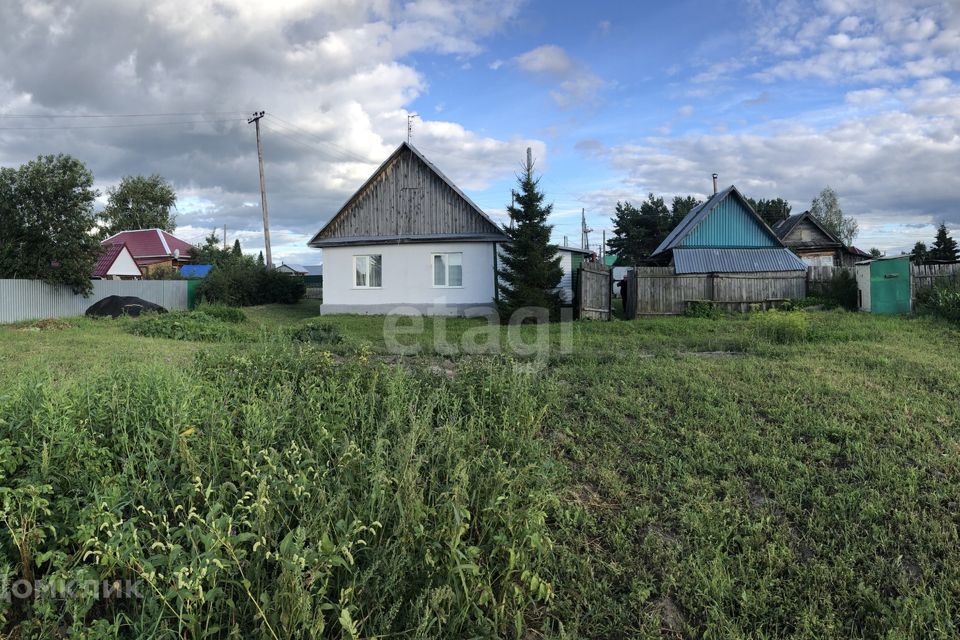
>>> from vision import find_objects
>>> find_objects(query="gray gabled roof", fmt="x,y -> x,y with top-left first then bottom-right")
772,210 -> 841,245
307,141 -> 508,247
673,248 -> 807,274
651,185 -> 783,256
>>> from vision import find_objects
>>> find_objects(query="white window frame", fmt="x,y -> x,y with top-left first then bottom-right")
353,254 -> 382,289
432,252 -> 463,288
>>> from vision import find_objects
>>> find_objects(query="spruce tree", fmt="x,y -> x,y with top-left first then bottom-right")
496,161 -> 563,322
232,239 -> 242,257
929,223 -> 959,262
912,241 -> 929,264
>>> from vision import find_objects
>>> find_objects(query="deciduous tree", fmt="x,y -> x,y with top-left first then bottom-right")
810,187 -> 858,245
0,154 -> 100,294
99,174 -> 177,237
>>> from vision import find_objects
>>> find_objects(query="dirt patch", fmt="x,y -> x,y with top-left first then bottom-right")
15,318 -> 75,332
653,596 -> 686,637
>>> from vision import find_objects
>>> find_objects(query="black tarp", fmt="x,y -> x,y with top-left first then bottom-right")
85,295 -> 167,318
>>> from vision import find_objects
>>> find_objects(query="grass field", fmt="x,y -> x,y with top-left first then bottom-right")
1,303 -> 958,638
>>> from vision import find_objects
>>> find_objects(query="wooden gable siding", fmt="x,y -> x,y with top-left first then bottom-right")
316,147 -> 499,240
680,196 -> 779,249
783,218 -> 839,248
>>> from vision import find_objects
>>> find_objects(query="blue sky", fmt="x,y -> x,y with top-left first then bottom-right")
1,0 -> 958,263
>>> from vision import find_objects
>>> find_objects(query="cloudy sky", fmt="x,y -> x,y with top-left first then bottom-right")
1,0 -> 958,263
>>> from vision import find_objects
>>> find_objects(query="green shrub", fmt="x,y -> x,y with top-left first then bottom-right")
916,275 -> 960,322
289,321 -> 343,344
750,309 -> 810,343
197,263 -> 306,306
0,350 -> 555,637
828,268 -> 858,310
195,302 -> 247,323
684,301 -> 723,319
128,310 -> 243,342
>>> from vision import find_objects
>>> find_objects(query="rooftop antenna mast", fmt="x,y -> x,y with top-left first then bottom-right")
407,113 -> 418,144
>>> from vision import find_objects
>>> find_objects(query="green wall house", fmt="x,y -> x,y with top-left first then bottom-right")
651,185 -> 807,274
855,255 -> 912,314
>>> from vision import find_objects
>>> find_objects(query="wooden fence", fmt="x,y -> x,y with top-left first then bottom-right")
913,263 -> 960,290
807,263 -> 959,297
626,267 -> 806,317
576,262 -> 612,320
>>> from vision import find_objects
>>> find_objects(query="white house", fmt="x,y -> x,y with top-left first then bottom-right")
308,142 -> 510,316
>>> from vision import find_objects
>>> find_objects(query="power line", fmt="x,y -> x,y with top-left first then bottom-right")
264,112 -> 370,164
0,118 -> 244,131
0,110 -> 246,119
260,120 -> 371,165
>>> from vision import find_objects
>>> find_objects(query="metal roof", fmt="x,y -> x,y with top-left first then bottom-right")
652,185 -> 783,256
101,229 -> 195,259
302,264 -> 323,276
557,245 -> 592,254
673,248 -> 807,274
179,264 -> 213,279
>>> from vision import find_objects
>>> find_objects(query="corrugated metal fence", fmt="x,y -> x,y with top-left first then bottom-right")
0,279 -> 189,324
627,267 -> 806,316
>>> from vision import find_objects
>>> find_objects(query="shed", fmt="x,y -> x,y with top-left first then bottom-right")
556,246 -> 592,304
855,255 -> 912,314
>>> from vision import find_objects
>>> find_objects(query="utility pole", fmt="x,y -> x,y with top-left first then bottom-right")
248,110 -> 272,269
526,147 -> 533,174
407,113 -> 418,144
223,224 -> 227,251
581,208 -> 593,251
602,229 -> 606,260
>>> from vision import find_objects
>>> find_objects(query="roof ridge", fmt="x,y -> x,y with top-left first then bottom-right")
156,229 -> 171,255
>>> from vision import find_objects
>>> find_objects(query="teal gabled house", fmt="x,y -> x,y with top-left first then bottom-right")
651,185 -> 807,274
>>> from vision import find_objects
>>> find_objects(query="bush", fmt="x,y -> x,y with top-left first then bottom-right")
916,275 -> 960,322
143,264 -> 183,280
289,321 -> 343,344
196,262 -> 306,306
128,310 -> 243,342
750,309 -> 810,343
684,301 -> 723,319
195,302 -> 247,323
829,268 -> 858,310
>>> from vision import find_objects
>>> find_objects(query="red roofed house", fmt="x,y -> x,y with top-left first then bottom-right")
92,243 -> 143,280
101,229 -> 195,275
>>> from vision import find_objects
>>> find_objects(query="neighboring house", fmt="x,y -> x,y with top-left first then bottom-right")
651,185 -> 808,274
92,243 -> 142,280
307,142 -> 509,316
180,264 -> 213,279
772,211 -> 868,267
276,263 -> 309,276
101,229 -> 195,274
302,264 -> 323,285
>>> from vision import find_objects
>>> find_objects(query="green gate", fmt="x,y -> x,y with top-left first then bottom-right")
870,256 -> 911,314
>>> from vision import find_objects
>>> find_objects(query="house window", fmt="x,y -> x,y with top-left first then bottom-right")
432,252 -> 463,287
353,254 -> 382,288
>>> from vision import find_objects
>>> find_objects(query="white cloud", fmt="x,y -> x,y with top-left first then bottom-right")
513,44 -> 605,107
0,0 -> 536,262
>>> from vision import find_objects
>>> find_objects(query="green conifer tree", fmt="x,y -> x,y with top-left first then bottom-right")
496,160 -> 563,321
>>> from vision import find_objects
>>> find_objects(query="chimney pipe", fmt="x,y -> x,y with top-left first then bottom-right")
712,173 -> 718,195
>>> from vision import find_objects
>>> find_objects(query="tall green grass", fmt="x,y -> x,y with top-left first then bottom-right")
0,345 -> 556,638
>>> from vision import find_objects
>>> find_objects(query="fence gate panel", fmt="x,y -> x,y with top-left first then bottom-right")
577,262 -> 612,320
